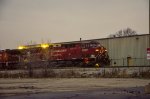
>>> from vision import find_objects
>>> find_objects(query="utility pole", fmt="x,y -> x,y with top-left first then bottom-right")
149,32 -> 150,66
149,32 -> 150,48
41,43 -> 50,77
80,38 -> 82,59
27,50 -> 33,77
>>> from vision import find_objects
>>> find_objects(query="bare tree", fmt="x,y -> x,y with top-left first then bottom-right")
108,34 -> 116,38
116,30 -> 123,37
108,28 -> 137,38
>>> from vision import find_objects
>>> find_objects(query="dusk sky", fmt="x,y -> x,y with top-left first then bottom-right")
0,0 -> 149,49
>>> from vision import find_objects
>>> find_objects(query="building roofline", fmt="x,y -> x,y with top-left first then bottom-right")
54,34 -> 150,44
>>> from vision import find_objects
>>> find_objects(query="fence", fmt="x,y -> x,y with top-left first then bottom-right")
1,58 -> 150,70
110,58 -> 150,66
19,58 -> 150,68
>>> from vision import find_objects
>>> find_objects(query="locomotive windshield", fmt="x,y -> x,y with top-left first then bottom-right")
81,41 -> 101,48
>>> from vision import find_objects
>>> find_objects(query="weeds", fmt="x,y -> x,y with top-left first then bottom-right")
0,68 -> 150,78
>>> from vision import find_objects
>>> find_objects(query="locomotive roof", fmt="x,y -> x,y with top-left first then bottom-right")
54,40 -> 100,45
0,49 -> 21,54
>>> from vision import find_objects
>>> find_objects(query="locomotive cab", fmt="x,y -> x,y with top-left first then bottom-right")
81,41 -> 110,67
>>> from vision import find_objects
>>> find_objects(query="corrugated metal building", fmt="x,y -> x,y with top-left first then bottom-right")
59,34 -> 150,66
96,34 -> 150,66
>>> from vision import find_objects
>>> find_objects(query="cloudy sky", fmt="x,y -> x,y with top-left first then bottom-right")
0,0 -> 149,49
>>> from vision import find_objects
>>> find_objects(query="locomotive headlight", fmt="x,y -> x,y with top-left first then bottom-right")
18,46 -> 25,50
41,44 -> 49,49
95,49 -> 99,52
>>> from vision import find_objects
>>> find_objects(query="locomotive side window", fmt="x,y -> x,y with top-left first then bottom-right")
81,44 -> 85,48
64,44 -> 68,48
85,43 -> 90,48
81,43 -> 91,48
62,44 -> 76,48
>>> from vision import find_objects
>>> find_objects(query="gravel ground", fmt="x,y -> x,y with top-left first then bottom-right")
0,78 -> 150,99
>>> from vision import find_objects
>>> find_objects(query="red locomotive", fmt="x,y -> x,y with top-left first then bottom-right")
0,40 -> 110,69
49,41 -> 110,67
0,49 -> 21,69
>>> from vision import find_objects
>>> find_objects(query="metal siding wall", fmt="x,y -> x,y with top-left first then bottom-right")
96,35 -> 150,66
